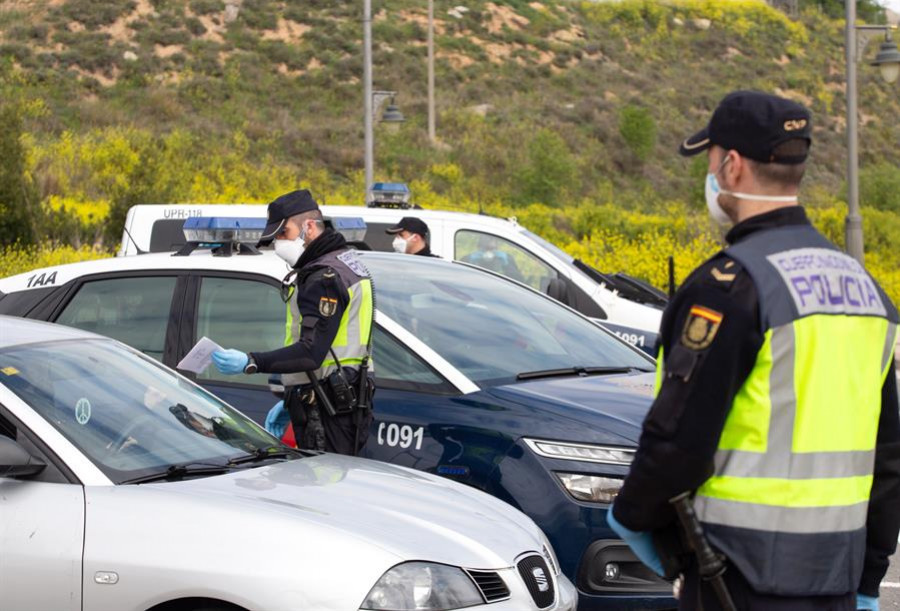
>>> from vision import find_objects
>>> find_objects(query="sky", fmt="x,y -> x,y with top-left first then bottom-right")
883,0 -> 900,14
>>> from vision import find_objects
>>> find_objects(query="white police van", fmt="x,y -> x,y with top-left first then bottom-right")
118,186 -> 664,353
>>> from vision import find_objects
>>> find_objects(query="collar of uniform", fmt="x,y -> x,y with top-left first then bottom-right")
725,206 -> 810,245
295,228 -> 347,269
416,245 -> 432,257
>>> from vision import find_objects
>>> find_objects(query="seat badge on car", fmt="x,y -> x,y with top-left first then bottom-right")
532,567 -> 549,592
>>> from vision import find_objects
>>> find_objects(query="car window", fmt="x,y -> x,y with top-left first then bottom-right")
0,286 -> 59,317
363,255 -> 652,388
361,222 -> 397,253
195,277 -> 286,386
0,339 -> 276,484
149,219 -> 189,253
55,277 -> 177,362
455,230 -> 558,293
373,327 -> 455,394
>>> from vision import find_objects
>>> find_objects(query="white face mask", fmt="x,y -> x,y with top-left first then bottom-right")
274,227 -> 306,266
705,157 -> 798,227
392,236 -> 408,254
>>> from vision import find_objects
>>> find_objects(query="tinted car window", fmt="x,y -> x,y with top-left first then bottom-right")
149,219 -> 189,253
0,287 -> 58,316
363,222 -> 399,253
56,277 -> 177,362
195,276 -> 286,385
365,255 -> 652,387
373,327 -> 455,394
455,230 -> 558,293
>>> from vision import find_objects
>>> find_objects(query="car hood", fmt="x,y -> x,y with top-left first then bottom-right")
483,372 -> 655,446
88,453 -> 543,569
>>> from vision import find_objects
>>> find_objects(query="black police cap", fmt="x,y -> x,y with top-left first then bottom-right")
679,91 -> 812,165
385,217 -> 430,238
258,189 -> 320,246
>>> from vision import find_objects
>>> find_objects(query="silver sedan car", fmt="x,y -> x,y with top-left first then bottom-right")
0,316 -> 577,611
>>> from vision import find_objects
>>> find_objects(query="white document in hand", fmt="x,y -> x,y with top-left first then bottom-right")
177,336 -> 224,374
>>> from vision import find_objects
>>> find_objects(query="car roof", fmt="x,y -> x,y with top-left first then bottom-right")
0,315 -> 101,348
0,249 -> 466,295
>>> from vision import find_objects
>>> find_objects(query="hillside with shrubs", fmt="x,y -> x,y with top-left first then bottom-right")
1,0 -> 899,300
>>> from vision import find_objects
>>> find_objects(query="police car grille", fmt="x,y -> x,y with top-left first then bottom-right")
517,554 -> 555,609
466,570 -> 510,603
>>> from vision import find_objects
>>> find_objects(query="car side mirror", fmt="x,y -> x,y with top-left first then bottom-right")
0,435 -> 46,478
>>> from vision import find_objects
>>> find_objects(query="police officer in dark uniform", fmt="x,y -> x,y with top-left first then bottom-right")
606,92 -> 900,611
212,190 -> 375,455
386,217 -> 439,257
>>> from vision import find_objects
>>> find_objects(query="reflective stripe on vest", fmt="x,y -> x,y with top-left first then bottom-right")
282,277 -> 374,387
671,223 -> 899,595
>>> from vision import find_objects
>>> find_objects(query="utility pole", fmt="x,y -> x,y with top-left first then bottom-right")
427,0 -> 436,143
845,0 -> 865,263
364,0 -> 374,193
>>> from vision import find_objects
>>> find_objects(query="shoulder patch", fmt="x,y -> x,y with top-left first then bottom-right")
680,305 -> 723,350
337,251 -> 370,278
319,296 -> 338,317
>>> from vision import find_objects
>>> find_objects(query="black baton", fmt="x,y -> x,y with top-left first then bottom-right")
670,491 -> 737,611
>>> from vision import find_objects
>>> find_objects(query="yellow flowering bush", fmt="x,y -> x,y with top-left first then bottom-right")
0,245 -> 110,279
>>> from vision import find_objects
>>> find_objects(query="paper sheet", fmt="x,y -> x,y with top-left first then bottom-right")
176,336 -> 224,374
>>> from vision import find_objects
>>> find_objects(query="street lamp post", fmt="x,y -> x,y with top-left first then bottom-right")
844,4 -> 900,264
364,0 -> 374,193
427,0 -> 436,143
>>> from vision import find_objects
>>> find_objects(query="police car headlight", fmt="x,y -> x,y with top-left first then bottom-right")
556,473 -> 623,504
360,562 -> 483,610
524,438 -> 634,465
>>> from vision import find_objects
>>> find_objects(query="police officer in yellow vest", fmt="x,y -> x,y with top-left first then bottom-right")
212,190 -> 375,455
607,91 -> 900,610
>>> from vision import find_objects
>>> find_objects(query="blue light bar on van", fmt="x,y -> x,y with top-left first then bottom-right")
182,217 -> 266,244
330,217 -> 367,243
367,182 -> 411,208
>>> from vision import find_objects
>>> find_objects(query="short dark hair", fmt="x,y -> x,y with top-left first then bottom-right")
290,209 -> 324,226
745,139 -> 809,188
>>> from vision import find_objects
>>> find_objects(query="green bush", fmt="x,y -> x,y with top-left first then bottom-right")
857,163 -> 900,214
189,0 -> 224,15
57,0 -> 136,28
514,128 -> 578,207
618,104 -> 657,163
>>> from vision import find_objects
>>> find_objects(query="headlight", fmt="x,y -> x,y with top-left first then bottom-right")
360,562 -> 484,610
524,438 -> 634,465
556,473 -> 623,503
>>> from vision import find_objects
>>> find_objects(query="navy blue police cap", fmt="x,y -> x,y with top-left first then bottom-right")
258,189 -> 319,247
386,217 -> 430,238
679,91 -> 812,165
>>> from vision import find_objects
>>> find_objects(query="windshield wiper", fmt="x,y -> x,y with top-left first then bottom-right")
120,462 -> 232,485
516,366 -> 642,381
227,445 -> 313,466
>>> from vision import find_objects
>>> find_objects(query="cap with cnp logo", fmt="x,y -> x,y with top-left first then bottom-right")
258,190 -> 320,247
679,91 -> 812,165
385,217 -> 430,238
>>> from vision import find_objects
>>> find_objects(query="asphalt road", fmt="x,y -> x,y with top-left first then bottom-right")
881,551 -> 900,609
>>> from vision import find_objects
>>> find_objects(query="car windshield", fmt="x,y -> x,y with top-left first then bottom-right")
364,255 -> 653,387
0,338 -> 278,483
520,228 -> 575,265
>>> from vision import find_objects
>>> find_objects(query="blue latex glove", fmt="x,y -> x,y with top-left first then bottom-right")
857,594 -> 879,610
606,506 -> 665,577
265,401 -> 289,439
211,349 -> 249,375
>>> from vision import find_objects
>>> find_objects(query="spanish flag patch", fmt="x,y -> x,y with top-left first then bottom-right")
680,305 -> 723,350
